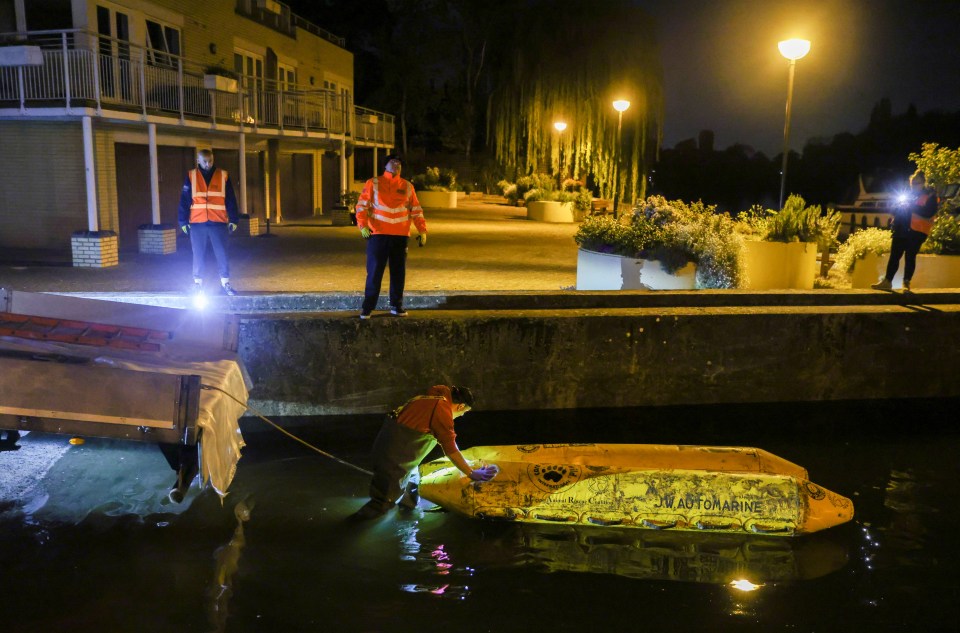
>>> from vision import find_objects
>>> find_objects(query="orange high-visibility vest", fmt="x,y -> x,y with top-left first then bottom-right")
189,168 -> 229,224
355,171 -> 426,237
909,192 -> 938,235
394,386 -> 456,453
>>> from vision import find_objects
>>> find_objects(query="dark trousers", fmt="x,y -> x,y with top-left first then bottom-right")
367,417 -> 437,512
189,222 -> 230,280
885,230 -> 926,283
362,234 -> 408,312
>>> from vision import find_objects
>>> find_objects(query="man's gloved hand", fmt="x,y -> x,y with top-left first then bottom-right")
180,224 -> 190,235
228,223 -> 237,233
417,233 -> 427,247
469,464 -> 499,482
360,227 -> 372,239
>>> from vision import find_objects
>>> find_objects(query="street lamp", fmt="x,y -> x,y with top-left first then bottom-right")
612,99 -> 630,217
777,38 -> 810,210
554,120 -> 567,186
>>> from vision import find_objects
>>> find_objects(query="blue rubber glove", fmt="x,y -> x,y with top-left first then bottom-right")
469,464 -> 499,482
360,227 -> 372,239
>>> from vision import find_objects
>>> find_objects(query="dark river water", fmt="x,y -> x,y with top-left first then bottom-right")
2,398 -> 959,632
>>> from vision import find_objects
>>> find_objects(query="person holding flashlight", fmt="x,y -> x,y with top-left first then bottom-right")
872,170 -> 939,292
178,149 -> 240,297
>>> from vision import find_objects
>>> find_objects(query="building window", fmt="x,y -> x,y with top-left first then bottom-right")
354,148 -> 374,180
278,63 -> 296,91
145,20 -> 180,68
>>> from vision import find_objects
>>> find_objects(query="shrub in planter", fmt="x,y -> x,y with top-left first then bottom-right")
411,166 -> 459,192
737,195 -> 840,288
743,194 -> 840,248
498,173 -> 558,206
340,190 -> 360,208
923,212 -> 960,255
833,227 -> 891,275
574,196 -> 744,289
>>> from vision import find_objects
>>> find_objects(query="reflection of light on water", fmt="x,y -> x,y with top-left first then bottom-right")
727,578 -> 762,617
396,521 -> 472,600
729,579 -> 762,592
432,544 -> 452,574
858,524 -> 881,607
861,525 -> 879,572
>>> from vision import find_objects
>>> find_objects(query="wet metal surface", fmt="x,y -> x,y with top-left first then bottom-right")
1,399 -> 959,632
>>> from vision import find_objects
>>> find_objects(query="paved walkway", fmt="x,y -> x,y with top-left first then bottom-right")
0,201 -> 581,295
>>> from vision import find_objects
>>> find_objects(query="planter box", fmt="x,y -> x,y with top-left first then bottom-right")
204,74 -> 238,93
0,45 -> 43,67
417,190 -> 458,209
137,225 -> 177,255
741,240 -> 818,290
237,217 -> 263,237
527,200 -> 575,223
851,252 -> 960,289
330,205 -> 355,227
576,248 -> 697,290
71,231 -> 118,268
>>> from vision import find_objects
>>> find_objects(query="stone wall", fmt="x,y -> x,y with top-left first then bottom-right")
239,304 -> 960,415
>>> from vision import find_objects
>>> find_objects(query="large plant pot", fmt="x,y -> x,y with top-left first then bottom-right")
576,248 -> 697,290
417,190 -> 457,208
741,241 -> 818,290
851,252 -> 960,289
527,200 -> 575,223
203,74 -> 238,93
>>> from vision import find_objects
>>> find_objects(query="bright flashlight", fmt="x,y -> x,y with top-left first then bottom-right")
896,193 -> 910,206
192,291 -> 208,310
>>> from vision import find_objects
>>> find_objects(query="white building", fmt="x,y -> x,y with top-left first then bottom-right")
0,0 -> 394,265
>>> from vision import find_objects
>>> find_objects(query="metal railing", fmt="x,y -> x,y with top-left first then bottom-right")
0,29 -> 393,145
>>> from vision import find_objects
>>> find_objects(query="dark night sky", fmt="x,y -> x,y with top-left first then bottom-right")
298,0 -> 960,157
640,0 -> 960,155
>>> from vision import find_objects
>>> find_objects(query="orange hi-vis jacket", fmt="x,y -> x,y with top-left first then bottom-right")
394,385 -> 457,454
355,171 -> 426,237
189,168 -> 230,224
909,191 -> 939,235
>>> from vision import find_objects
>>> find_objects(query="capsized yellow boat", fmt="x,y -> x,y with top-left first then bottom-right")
418,444 -> 854,536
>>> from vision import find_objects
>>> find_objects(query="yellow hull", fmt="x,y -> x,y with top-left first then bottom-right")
418,444 -> 854,536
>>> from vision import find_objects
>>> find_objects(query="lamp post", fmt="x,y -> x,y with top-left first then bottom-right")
612,99 -> 630,217
777,38 -> 810,210
554,120 -> 567,187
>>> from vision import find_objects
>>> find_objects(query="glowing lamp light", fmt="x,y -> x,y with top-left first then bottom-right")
553,120 -> 567,133
192,292 -> 209,311
729,579 -> 762,592
776,38 -> 810,210
778,38 -> 811,61
612,99 -> 631,113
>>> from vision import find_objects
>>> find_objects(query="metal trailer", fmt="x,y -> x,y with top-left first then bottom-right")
0,289 -> 241,502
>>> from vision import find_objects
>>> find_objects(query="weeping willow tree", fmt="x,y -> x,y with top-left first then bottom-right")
488,0 -> 663,204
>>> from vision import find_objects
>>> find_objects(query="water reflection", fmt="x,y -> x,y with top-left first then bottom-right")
207,497 -> 254,633
440,522 -> 849,586
397,519 -> 473,599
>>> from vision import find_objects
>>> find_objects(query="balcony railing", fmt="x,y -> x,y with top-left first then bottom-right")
0,29 -> 393,145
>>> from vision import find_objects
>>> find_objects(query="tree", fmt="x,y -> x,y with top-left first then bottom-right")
487,0 -> 663,203
908,142 -> 960,199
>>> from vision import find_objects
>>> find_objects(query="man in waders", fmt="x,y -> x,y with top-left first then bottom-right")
353,385 -> 498,519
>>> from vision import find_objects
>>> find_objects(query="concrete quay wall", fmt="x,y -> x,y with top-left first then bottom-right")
239,302 -> 960,415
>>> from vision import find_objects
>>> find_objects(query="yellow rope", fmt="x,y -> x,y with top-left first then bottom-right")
200,384 -> 373,476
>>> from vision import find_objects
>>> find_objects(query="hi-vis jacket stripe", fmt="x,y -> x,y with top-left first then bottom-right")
356,173 -> 427,236
189,168 -> 229,224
